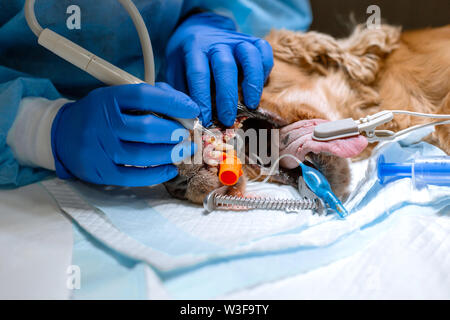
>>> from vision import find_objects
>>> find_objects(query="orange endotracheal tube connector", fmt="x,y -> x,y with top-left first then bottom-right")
218,152 -> 243,186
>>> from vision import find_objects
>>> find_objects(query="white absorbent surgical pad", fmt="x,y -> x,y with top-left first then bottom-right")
223,204 -> 450,299
42,133 -> 450,299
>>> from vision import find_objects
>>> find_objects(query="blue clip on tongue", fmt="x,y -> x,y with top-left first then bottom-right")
299,163 -> 348,218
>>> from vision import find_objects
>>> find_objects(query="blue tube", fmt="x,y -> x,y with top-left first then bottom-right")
378,155 -> 450,188
299,163 -> 348,218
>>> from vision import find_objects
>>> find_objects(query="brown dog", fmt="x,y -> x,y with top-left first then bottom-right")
263,24 -> 450,156
165,24 -> 450,204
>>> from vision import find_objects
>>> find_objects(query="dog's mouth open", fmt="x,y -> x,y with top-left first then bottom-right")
165,107 -> 340,204
201,117 -> 245,171
164,106 -> 368,205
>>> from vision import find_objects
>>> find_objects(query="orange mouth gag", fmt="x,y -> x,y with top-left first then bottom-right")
218,152 -> 243,186
202,117 -> 246,187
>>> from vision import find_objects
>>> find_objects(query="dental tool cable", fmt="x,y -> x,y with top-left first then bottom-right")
25,0 -> 155,84
116,0 -> 155,84
24,0 -> 220,135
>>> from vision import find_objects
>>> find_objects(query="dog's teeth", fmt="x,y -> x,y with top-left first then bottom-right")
215,142 -> 234,151
205,159 -> 219,166
224,143 -> 234,150
210,150 -> 222,159
224,129 -> 237,140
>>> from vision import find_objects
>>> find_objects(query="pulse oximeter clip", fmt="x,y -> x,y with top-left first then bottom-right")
312,110 -> 450,143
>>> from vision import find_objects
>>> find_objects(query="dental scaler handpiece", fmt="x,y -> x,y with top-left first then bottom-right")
35,27 -> 212,134
25,0 -> 216,136
378,155 -> 450,188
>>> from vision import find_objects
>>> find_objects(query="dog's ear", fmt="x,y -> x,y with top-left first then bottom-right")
339,25 -> 401,83
266,29 -> 342,75
267,24 -> 401,84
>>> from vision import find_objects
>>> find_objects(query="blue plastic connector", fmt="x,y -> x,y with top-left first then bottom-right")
377,155 -> 450,188
299,162 -> 348,218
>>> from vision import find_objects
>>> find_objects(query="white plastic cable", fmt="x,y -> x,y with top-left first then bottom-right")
117,0 -> 155,84
390,119 -> 450,140
261,154 -> 303,183
24,0 -> 42,36
24,0 -> 155,84
388,110 -> 450,139
245,153 -> 303,183
391,110 -> 450,119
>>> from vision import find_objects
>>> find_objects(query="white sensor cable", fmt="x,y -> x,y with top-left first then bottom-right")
391,110 -> 450,119
383,110 -> 450,141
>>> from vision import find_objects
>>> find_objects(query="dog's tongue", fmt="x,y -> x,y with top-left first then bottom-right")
279,119 -> 368,169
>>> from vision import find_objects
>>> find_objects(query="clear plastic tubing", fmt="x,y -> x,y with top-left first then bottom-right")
377,155 -> 450,188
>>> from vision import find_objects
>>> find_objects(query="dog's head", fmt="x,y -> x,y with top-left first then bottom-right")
164,107 -> 301,204
164,25 -> 401,205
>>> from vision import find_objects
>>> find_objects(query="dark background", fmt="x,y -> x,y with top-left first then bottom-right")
309,0 -> 450,37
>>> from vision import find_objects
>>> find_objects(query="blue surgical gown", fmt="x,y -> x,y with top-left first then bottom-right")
0,0 -> 312,187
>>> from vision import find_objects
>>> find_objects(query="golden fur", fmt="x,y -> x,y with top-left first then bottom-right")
262,24 -> 450,157
167,24 -> 450,204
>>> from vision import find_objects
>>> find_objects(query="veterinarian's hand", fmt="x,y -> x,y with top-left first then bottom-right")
51,83 -> 199,187
166,12 -> 274,127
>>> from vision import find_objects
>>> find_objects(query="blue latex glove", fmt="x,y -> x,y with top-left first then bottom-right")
166,12 -> 274,127
51,83 -> 199,187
